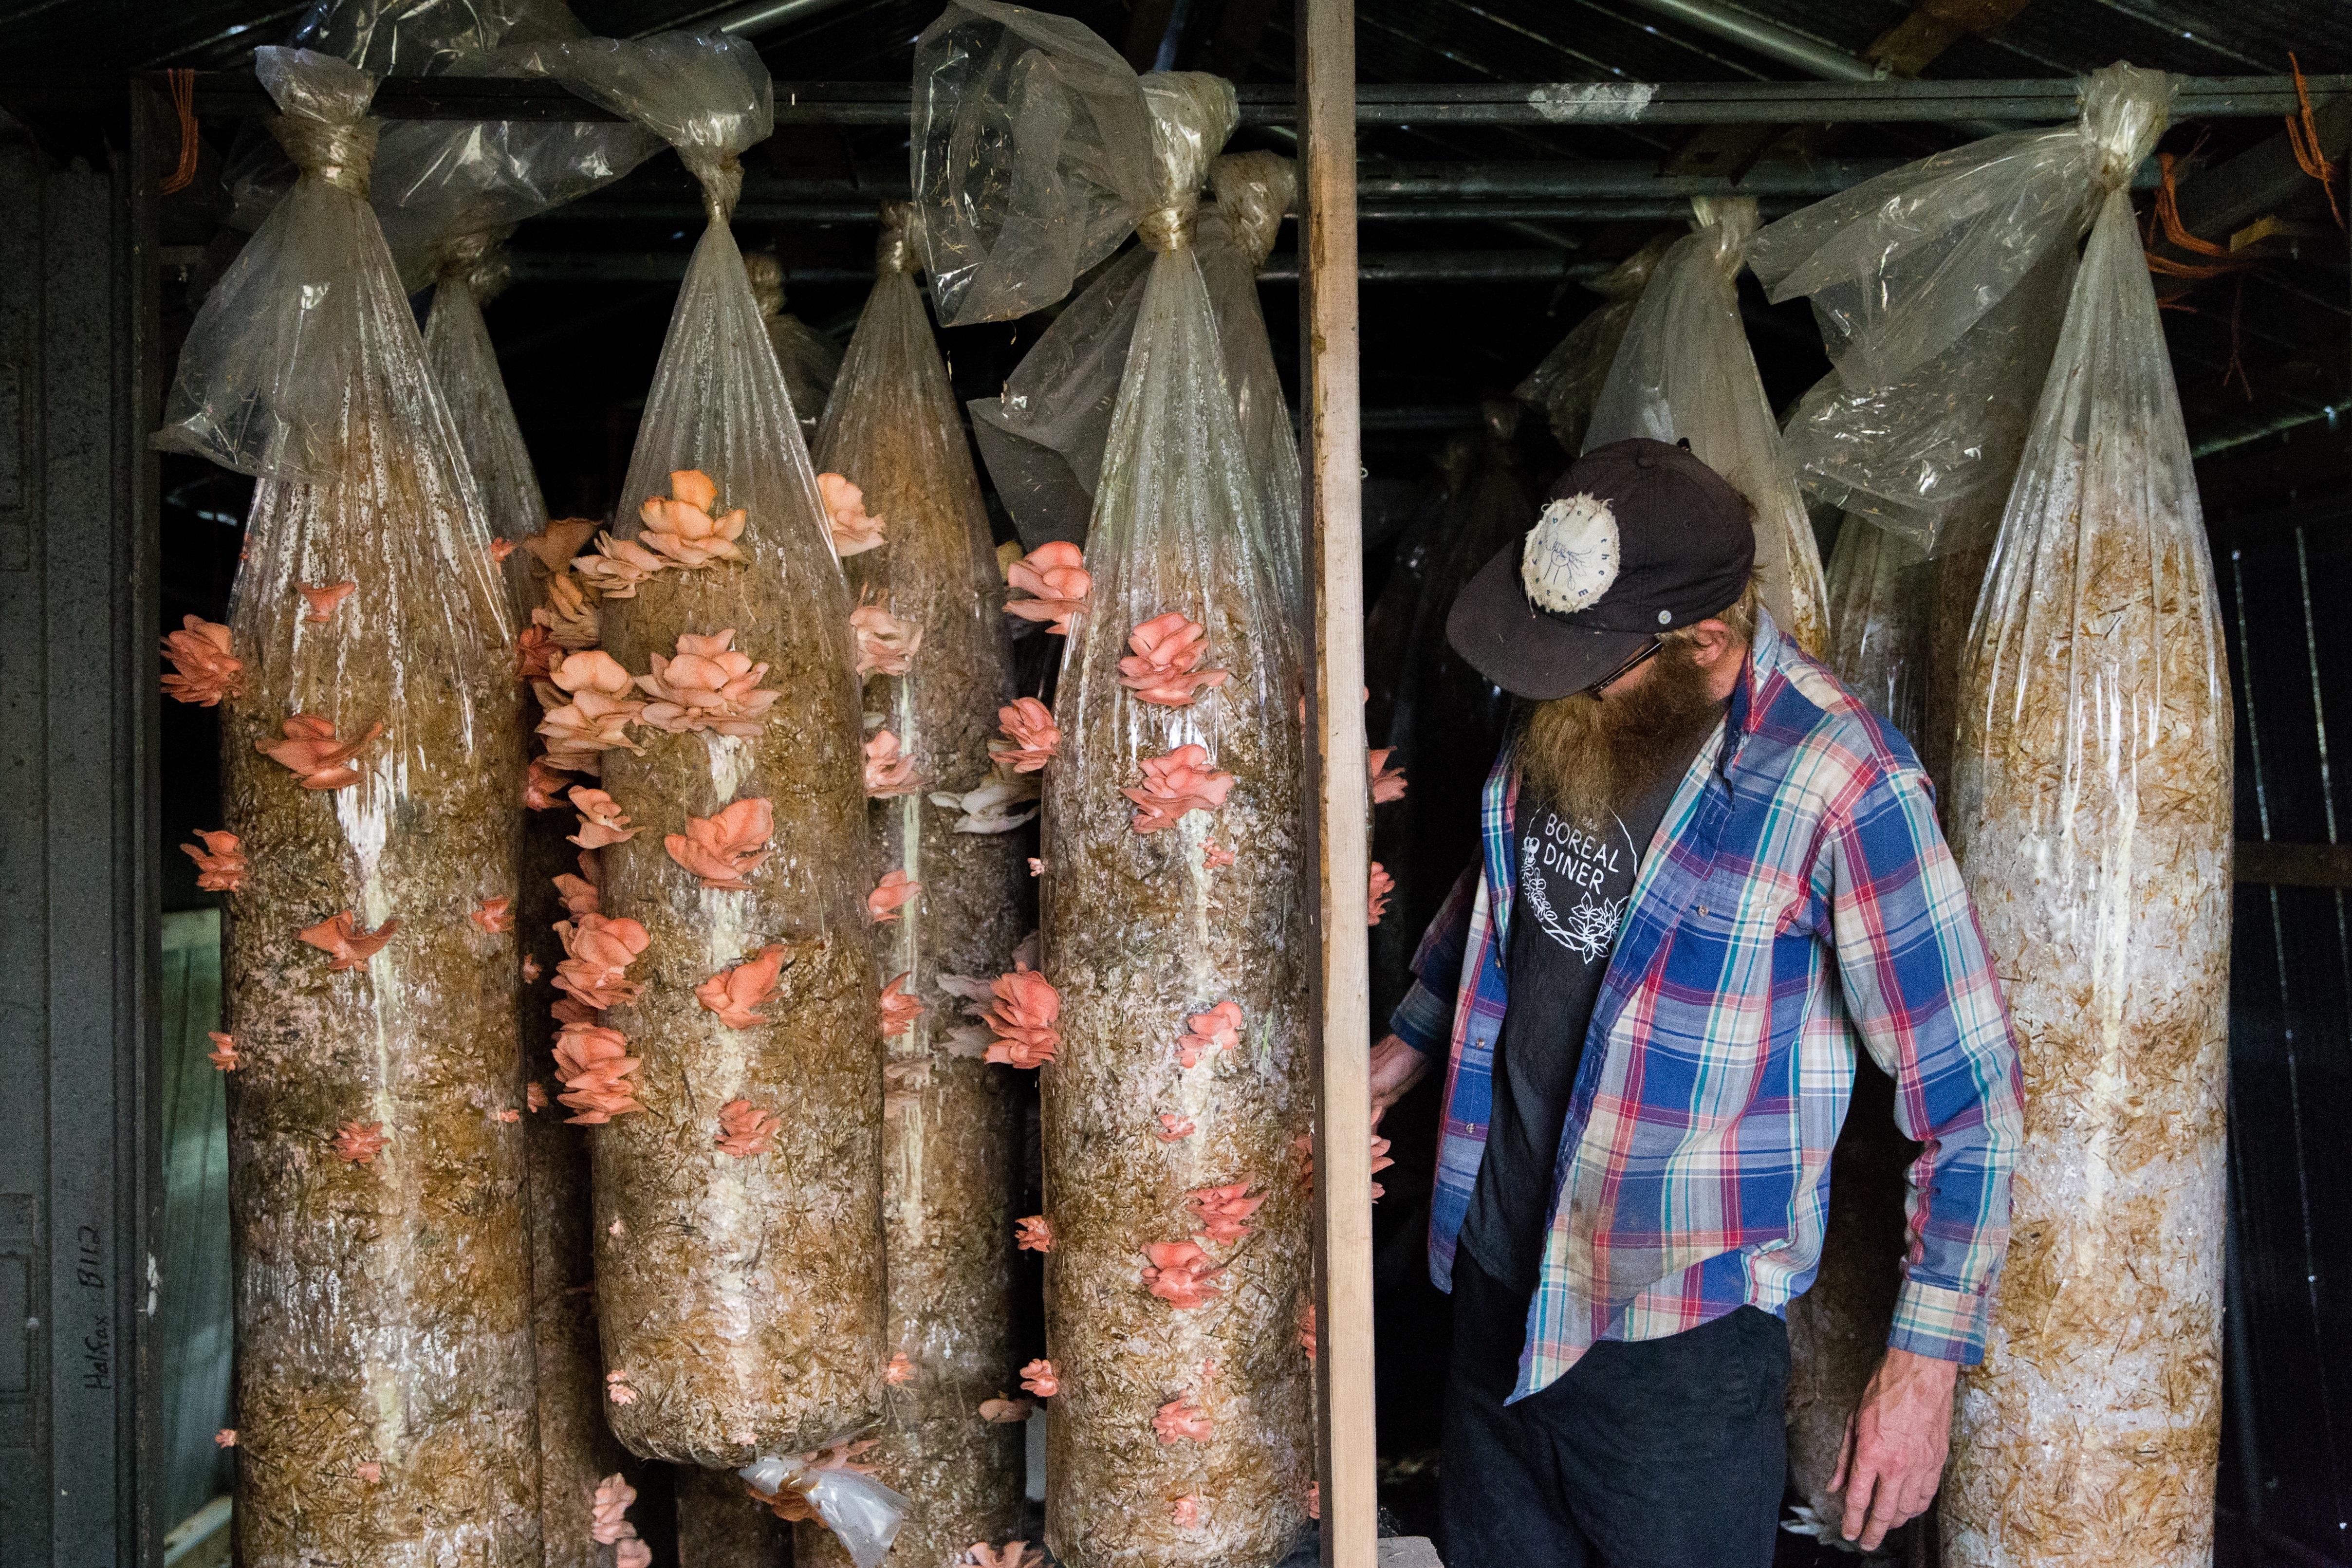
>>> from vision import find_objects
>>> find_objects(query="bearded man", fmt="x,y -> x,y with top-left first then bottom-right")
1370,439 -> 2023,1568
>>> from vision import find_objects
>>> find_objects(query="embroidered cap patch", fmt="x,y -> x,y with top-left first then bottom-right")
1520,493 -> 1620,615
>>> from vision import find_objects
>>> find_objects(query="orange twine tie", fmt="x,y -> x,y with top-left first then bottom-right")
2285,53 -> 2344,229
159,69 -> 199,195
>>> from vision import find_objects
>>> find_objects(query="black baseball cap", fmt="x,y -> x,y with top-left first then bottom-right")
1446,438 -> 1755,701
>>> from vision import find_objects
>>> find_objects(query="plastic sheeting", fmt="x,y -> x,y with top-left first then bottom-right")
745,252 -> 843,448
1199,150 -> 1304,629
1583,198 -> 1828,654
1513,231 -> 1674,456
1942,69 -> 2233,1568
155,46 -> 539,1566
518,29 -> 887,1472
796,201 -> 1027,1568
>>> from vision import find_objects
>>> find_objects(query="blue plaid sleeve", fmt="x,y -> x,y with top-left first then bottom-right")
1387,864 -> 1479,1055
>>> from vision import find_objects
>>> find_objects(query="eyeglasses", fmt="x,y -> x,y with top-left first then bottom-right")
1581,636 -> 1664,699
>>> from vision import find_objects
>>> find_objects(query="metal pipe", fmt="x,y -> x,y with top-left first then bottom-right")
504,250 -> 1615,285
537,197 -> 1816,224
637,0 -> 870,38
1619,0 -> 1883,82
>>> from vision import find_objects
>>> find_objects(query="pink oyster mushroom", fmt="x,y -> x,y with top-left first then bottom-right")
214,1429 -> 237,1448
639,468 -> 746,569
180,830 -> 248,892
523,518 -> 600,575
885,1352 -> 915,1385
1368,747 -> 1408,804
356,1459 -> 386,1481
1171,1497 -> 1200,1528
990,697 -> 1059,772
1202,839 -> 1236,870
332,1121 -> 388,1165
516,625 -> 558,685
206,1032 -> 240,1071
553,868 -> 600,920
715,1099 -> 781,1158
568,786 -> 637,849
258,715 -> 381,790
1116,612 -> 1229,707
1004,541 -> 1089,634
527,1082 -> 548,1113
299,910 -> 398,971
1019,1359 -> 1059,1398
161,616 -> 242,705
489,538 -> 518,566
1300,1302 -> 1317,1361
636,629 -> 778,738
978,1397 -> 1033,1424
532,571 -> 599,648
1155,1114 -> 1197,1142
816,472 -> 886,556
1140,1241 -> 1224,1310
556,1024 -> 645,1124
1186,1182 -> 1265,1245
1177,1001 -> 1242,1068
523,758 -> 571,810
850,594 -> 922,677
469,897 -> 512,935
879,971 -> 927,1037
537,651 -> 646,767
572,530 -> 668,599
1014,1215 -> 1054,1253
604,1370 -> 638,1405
298,581 -> 355,623
1124,744 -> 1237,835
591,1473 -> 641,1547
981,967 -> 1061,1069
696,943 -> 790,1030
1152,1392 -> 1215,1443
863,729 -> 923,797
1368,862 -> 1396,926
552,912 -> 651,1011
866,869 -> 922,924
665,796 -> 774,890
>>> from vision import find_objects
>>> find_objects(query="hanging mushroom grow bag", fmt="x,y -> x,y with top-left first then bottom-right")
1941,66 -> 2232,1568
155,47 -> 539,1566
519,29 -> 883,1466
916,9 -> 1314,1561
1512,231 -> 1674,457
793,200 -> 1028,1567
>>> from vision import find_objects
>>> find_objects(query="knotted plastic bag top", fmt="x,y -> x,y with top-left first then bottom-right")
518,29 -> 772,219
912,0 -> 1156,325
1748,62 -> 2170,553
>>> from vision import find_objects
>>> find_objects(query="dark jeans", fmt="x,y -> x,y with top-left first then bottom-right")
1439,1254 -> 1790,1568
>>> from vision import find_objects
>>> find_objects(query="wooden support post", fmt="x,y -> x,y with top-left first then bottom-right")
1297,0 -> 1377,1564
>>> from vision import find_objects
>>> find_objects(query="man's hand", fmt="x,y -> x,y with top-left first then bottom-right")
1832,1348 -> 1959,1550
1369,1034 -> 1430,1117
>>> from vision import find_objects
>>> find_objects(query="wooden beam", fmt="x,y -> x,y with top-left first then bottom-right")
1297,0 -> 1376,1563
2235,842 -> 2352,888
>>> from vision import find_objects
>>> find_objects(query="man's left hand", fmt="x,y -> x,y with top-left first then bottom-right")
1831,1347 -> 1960,1550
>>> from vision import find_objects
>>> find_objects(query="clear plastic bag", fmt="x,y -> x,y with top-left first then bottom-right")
1200,150 -> 1304,631
517,28 -> 887,1469
1583,198 -> 1829,654
1818,512 -> 1928,743
1512,231 -> 1674,455
1942,80 -> 2233,1568
745,252 -> 844,447
741,1452 -> 913,1568
154,45 -> 539,1564
801,201 -> 1027,1568
911,0 -> 1155,326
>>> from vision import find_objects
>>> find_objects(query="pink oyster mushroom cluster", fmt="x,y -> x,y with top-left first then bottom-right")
864,729 -> 923,797
696,943 -> 790,1030
259,715 -> 381,791
666,796 -> 774,890
523,757 -> 571,810
1185,1182 -> 1264,1245
990,697 -> 1059,773
878,972 -> 927,1037
636,630 -> 778,738
592,1473 -> 649,1568
817,472 -> 886,556
1124,744 -> 1237,835
161,617 -> 242,706
866,868 -> 922,924
206,1032 -> 240,1071
1177,1000 -> 1242,1068
1152,1391 -> 1215,1443
297,580 -> 355,624
715,1099 -> 781,1158
980,967 -> 1061,1069
1117,612 -> 1229,707
1014,1215 -> 1054,1253
553,913 -> 651,1011
553,853 -> 600,919
1202,839 -> 1236,870
850,593 -> 923,677
1299,1302 -> 1317,1361
555,1024 -> 644,1124
180,830 -> 247,892
469,897 -> 512,935
1155,1113 -> 1196,1142
537,651 -> 644,771
1171,1497 -> 1200,1528
1004,541 -> 1089,634
1140,1240 -> 1224,1310
1019,1359 -> 1058,1398
569,786 -> 638,850
1368,862 -> 1396,926
638,468 -> 746,568
1368,747 -> 1408,804
885,1352 -> 915,1385
605,1370 -> 638,1405
299,910 -> 398,971
332,1121 -> 388,1165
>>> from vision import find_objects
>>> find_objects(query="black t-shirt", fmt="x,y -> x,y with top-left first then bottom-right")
1456,716 -> 1721,1296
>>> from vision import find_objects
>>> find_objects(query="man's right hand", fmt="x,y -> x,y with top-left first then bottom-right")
1370,1034 -> 1431,1117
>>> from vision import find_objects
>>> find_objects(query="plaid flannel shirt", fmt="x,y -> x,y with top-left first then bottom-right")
1388,607 -> 2023,1403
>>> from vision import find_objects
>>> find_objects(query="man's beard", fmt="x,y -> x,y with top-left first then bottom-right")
1517,640 -> 1723,828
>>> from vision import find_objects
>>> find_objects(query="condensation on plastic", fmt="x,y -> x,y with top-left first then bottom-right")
928,54 -> 1320,1567
745,252 -> 844,446
1200,150 -> 1304,634
1748,64 -> 2164,559
797,201 -> 1026,1568
170,47 -> 540,1567
741,1454 -> 912,1568
1942,146 -> 2234,1568
1582,197 -> 1829,655
1512,231 -> 1674,455
911,0 -> 1155,327
524,30 -> 887,1465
